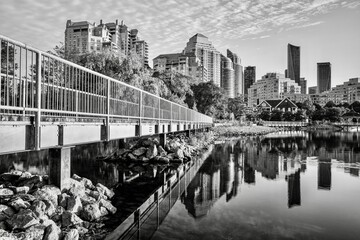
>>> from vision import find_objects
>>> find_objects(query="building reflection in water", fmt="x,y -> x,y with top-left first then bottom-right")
181,131 -> 360,218
318,159 -> 332,190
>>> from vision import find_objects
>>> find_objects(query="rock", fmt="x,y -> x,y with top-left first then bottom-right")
50,206 -> 64,223
67,196 -> 82,214
71,174 -> 82,181
75,225 -> 88,234
58,193 -> 70,208
99,206 -> 109,217
62,179 -> 86,198
27,200 -> 46,219
141,139 -> 154,147
32,185 -> 61,207
88,190 -> 106,201
14,186 -> 29,194
165,140 -> 181,152
22,224 -> 46,239
174,148 -> 184,159
96,183 -> 114,199
0,173 -> 21,182
0,205 -> 15,221
62,211 -> 83,227
0,229 -> 16,239
39,217 -> 56,227
81,203 -> 101,221
16,194 -> 36,203
64,228 -> 79,240
146,145 -> 158,159
157,145 -> 167,157
42,200 -> 56,217
132,147 -> 147,156
43,222 -> 61,240
79,194 -> 96,205
0,188 -> 14,198
140,156 -> 149,162
156,156 -> 170,164
8,197 -> 30,211
16,175 -> 42,189
0,221 -> 7,230
80,177 -> 95,190
7,209 -> 39,230
127,153 -> 137,161
99,199 -> 117,214
166,153 -> 176,160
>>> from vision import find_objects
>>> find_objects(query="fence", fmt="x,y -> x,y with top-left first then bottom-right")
0,34 -> 212,124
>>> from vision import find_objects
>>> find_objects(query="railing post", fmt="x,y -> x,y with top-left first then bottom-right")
105,78 -> 110,141
35,51 -> 42,151
138,91 -> 143,136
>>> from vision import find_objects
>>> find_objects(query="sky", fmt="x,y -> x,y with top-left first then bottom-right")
0,0 -> 359,89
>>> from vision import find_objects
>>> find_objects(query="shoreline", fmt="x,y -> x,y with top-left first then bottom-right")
213,124 -> 278,137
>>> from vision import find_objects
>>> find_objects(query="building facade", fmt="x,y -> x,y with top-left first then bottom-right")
183,33 -> 221,86
287,44 -> 300,85
317,62 -> 331,93
299,78 -> 307,94
220,55 -> 235,98
65,19 -> 149,67
308,86 -> 317,94
248,73 -> 301,107
244,66 -> 256,95
227,49 -> 243,97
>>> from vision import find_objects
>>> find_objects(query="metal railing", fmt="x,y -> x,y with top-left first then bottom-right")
0,34 -> 213,124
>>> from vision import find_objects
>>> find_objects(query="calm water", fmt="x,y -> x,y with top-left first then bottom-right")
149,131 -> 360,240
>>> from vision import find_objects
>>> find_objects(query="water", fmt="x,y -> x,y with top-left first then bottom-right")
148,131 -> 360,240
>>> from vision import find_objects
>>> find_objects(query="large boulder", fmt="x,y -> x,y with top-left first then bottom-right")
7,209 -> 39,230
42,199 -> 56,217
62,179 -> 86,198
0,173 -> 21,182
16,175 -> 43,190
20,224 -> 46,239
0,204 -> 15,221
174,148 -> 184,159
50,206 -> 64,223
96,183 -> 114,199
146,145 -> 158,159
132,147 -> 147,156
14,186 -> 30,194
30,200 -> 47,218
157,145 -> 167,157
16,194 -> 36,203
32,185 -> 61,207
99,199 -> 117,214
67,196 -> 82,214
58,193 -> 70,208
8,197 -> 30,211
43,222 -> 61,240
0,188 -> 14,198
79,194 -> 96,205
63,228 -> 79,240
62,211 -> 83,227
81,203 -> 101,221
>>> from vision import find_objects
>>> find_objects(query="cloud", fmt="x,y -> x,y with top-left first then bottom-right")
0,0 -> 359,64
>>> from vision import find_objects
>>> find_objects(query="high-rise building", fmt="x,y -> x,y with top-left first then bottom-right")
287,170 -> 301,208
244,66 -> 256,95
221,55 -> 235,98
299,77 -> 307,94
287,44 -> 300,85
65,19 -> 149,68
248,73 -> 301,107
183,33 -> 221,85
318,159 -> 331,190
317,62 -> 331,93
227,49 -> 243,97
308,86 -> 317,94
153,52 -> 205,81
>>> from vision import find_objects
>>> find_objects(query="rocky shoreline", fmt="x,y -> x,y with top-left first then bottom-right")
0,131 -> 215,240
0,170 -> 117,240
213,125 -> 277,137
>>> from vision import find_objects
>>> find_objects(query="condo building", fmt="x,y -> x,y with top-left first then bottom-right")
220,55 -> 235,98
183,34 -> 221,86
248,73 -> 301,107
287,44 -> 301,85
65,19 -> 149,68
227,49 -> 244,97
317,62 -> 331,93
244,66 -> 256,95
299,78 -> 307,94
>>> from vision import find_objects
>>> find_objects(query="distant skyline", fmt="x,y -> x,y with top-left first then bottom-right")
0,0 -> 359,88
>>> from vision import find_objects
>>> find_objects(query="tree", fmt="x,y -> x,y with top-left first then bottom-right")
311,109 -> 326,121
228,97 -> 246,120
325,107 -> 341,122
294,110 -> 306,121
191,82 -> 229,119
350,101 -> 360,113
283,111 -> 295,121
270,110 -> 283,121
258,110 -> 271,121
324,101 -> 336,108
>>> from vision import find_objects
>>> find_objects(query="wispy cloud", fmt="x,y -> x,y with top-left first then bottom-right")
0,0 -> 359,61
